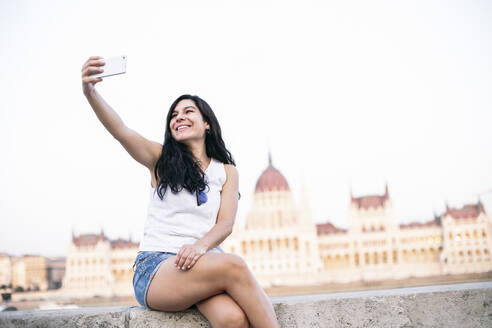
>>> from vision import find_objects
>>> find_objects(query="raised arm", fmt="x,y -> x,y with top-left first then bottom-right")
81,56 -> 162,170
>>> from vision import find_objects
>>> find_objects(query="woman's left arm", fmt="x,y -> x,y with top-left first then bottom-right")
174,164 -> 239,270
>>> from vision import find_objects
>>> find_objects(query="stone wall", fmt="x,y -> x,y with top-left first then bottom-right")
1,281 -> 491,327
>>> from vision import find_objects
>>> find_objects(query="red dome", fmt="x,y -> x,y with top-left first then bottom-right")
254,157 -> 290,193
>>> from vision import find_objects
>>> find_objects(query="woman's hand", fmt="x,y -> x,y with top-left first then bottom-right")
81,56 -> 105,95
175,244 -> 207,271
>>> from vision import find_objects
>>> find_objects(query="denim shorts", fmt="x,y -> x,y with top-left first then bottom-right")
132,251 -> 176,309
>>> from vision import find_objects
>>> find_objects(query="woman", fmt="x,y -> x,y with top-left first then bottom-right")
81,56 -> 279,327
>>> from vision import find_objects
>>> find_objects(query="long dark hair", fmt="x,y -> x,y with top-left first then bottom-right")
154,94 -> 237,200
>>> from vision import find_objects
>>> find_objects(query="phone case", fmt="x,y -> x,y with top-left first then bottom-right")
91,55 -> 127,78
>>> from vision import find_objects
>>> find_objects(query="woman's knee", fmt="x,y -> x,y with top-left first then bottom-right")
221,254 -> 250,279
213,308 -> 249,328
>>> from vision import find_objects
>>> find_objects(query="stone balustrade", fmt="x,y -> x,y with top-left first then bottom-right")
1,281 -> 491,327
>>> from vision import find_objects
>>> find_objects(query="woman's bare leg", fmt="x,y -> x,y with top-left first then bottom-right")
196,293 -> 249,328
146,253 -> 278,327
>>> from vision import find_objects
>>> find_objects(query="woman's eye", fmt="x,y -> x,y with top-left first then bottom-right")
186,110 -> 193,113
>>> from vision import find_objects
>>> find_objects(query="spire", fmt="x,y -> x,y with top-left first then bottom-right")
71,225 -> 75,240
268,150 -> 272,166
478,198 -> 486,214
384,181 -> 389,199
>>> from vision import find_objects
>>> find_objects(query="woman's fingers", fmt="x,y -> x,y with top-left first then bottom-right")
187,255 -> 200,269
174,245 -> 205,270
174,248 -> 184,266
81,57 -> 105,94
82,66 -> 104,77
82,76 -> 103,84
181,253 -> 197,270
175,245 -> 188,264
81,60 -> 105,74
176,248 -> 191,269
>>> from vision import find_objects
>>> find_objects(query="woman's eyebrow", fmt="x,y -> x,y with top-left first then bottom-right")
173,105 -> 196,114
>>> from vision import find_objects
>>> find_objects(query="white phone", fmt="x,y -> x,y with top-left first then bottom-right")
91,55 -> 127,78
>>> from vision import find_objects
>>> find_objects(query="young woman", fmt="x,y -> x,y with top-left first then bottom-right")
81,56 -> 279,327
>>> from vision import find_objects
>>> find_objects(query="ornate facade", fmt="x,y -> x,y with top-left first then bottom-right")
223,157 -> 492,287
61,230 -> 138,297
58,157 -> 492,294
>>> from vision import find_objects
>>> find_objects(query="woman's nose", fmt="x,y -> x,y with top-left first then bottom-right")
176,112 -> 185,121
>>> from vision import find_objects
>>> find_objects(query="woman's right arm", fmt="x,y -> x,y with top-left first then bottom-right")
81,56 -> 162,170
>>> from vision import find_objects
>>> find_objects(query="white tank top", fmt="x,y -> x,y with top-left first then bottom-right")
138,157 -> 225,254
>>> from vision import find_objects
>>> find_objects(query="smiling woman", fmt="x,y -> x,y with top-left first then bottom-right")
81,56 -> 279,327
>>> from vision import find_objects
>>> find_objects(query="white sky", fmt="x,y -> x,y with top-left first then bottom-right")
1,0 -> 491,257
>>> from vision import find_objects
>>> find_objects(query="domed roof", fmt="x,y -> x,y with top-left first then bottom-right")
254,153 -> 290,193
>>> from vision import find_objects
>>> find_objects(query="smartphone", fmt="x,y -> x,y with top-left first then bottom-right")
91,55 -> 127,78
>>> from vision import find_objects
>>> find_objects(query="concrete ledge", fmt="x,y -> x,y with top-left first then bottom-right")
1,281 -> 491,327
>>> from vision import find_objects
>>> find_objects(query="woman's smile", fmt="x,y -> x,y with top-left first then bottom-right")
176,125 -> 191,132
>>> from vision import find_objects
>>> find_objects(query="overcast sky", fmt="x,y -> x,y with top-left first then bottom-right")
1,0 -> 491,257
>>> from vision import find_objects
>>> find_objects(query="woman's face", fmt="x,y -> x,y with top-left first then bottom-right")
169,99 -> 210,143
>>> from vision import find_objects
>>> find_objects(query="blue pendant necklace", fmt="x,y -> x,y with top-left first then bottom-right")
196,190 -> 208,206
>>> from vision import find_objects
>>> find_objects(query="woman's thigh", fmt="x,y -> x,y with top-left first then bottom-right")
146,252 -> 243,311
196,293 -> 249,328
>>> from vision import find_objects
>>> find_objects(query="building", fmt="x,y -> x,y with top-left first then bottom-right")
223,156 -> 492,287
46,257 -> 66,290
0,253 -> 12,288
61,230 -> 138,298
224,155 -> 321,286
58,155 -> 492,294
10,255 -> 48,291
